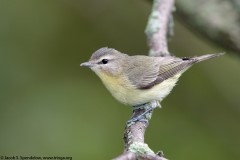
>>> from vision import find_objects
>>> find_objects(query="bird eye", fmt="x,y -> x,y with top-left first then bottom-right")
101,59 -> 108,64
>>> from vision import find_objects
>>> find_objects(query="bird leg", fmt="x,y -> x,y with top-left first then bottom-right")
127,100 -> 160,124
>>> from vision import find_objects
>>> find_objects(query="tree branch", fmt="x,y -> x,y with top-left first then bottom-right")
113,0 -> 175,159
176,0 -> 240,54
145,0 -> 175,57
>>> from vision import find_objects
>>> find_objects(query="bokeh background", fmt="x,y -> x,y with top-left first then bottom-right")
0,0 -> 240,160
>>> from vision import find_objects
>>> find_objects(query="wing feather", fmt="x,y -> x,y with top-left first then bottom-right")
126,56 -> 196,90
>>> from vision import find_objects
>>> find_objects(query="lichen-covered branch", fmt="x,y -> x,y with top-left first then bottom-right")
113,0 -> 175,159
114,102 -> 167,160
145,0 -> 175,57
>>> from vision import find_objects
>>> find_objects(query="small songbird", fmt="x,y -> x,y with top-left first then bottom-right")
81,47 -> 223,109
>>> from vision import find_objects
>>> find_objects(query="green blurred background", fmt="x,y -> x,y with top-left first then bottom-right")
0,0 -> 239,159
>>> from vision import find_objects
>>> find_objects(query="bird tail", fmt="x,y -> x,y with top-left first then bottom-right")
194,52 -> 225,63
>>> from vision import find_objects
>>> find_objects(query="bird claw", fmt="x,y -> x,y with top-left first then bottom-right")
127,115 -> 148,124
127,101 -> 160,124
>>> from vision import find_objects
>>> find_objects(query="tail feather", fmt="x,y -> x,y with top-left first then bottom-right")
194,52 -> 225,63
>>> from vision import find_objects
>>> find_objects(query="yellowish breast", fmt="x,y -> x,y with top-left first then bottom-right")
95,72 -> 134,104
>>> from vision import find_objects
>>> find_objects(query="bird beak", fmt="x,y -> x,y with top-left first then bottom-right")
80,62 -> 95,67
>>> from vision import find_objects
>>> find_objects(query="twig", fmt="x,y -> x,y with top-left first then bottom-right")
113,0 -> 175,159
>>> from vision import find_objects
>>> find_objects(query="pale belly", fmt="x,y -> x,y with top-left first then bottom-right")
97,72 -> 181,106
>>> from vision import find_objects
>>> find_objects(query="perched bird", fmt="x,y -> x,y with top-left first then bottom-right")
81,47 -> 223,119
